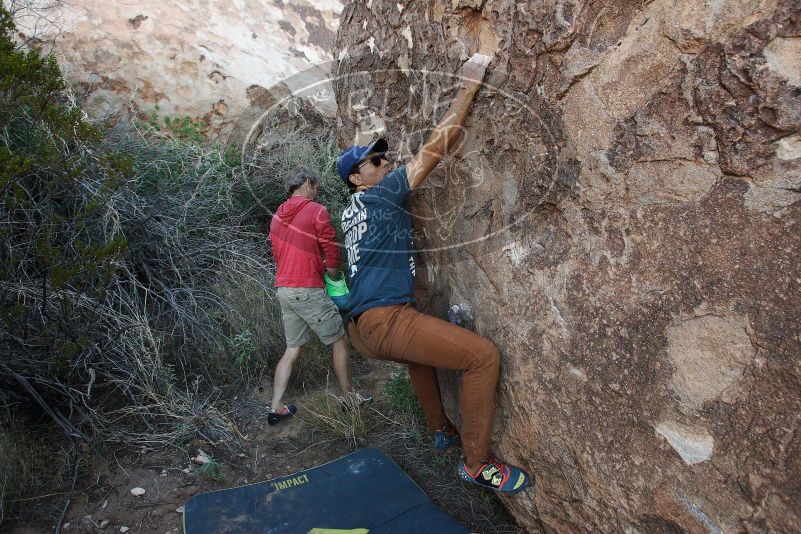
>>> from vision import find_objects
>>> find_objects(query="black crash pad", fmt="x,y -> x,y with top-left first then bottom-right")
183,447 -> 468,534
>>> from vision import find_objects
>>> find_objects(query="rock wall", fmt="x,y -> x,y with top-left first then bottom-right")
13,0 -> 343,138
334,1 -> 801,532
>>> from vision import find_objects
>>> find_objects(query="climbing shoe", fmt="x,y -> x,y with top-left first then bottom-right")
267,404 -> 297,426
434,429 -> 461,453
457,458 -> 531,493
338,391 -> 373,411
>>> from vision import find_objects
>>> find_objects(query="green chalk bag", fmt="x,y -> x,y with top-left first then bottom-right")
324,273 -> 349,311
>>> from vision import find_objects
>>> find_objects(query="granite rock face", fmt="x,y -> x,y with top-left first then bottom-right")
13,0 -> 343,138
334,1 -> 801,532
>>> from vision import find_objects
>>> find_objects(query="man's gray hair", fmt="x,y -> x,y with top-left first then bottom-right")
284,165 -> 319,195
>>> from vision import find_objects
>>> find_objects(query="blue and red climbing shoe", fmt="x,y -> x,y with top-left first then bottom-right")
457,458 -> 531,493
434,429 -> 461,453
267,404 -> 297,426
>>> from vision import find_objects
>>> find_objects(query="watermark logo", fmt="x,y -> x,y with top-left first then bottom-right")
241,55 -> 568,258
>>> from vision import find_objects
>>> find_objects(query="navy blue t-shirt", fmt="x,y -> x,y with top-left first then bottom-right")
341,166 -> 415,317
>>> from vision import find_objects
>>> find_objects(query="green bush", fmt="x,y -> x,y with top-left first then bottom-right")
144,106 -> 206,144
0,5 -> 129,442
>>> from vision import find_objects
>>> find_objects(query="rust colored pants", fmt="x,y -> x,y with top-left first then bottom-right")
348,304 -> 500,465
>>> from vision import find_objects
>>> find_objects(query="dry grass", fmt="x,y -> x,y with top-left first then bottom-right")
300,388 -> 383,449
0,411 -> 70,527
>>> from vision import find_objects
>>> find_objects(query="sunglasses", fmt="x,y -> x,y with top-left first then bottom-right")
357,154 -> 388,170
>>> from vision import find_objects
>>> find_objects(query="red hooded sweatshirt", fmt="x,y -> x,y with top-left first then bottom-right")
269,196 -> 340,288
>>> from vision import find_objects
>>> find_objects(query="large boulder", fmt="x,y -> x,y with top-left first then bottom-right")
13,0 -> 342,138
333,1 -> 801,532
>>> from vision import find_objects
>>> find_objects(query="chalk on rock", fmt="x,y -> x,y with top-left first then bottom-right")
447,303 -> 475,331
468,52 -> 492,67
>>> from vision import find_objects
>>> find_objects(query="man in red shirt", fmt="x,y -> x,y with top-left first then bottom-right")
267,166 -> 370,425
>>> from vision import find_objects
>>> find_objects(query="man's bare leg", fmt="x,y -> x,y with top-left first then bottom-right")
270,346 -> 302,411
331,335 -> 351,395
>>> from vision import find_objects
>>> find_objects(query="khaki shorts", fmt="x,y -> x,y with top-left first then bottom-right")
277,287 -> 345,347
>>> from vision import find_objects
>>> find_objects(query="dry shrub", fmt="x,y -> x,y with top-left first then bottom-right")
242,96 -> 349,237
0,5 -> 346,454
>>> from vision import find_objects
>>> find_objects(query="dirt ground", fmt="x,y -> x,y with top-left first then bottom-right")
11,360 -> 532,534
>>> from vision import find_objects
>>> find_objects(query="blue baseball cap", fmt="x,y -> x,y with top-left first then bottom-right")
336,138 -> 388,184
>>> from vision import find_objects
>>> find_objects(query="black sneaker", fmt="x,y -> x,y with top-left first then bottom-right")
267,404 -> 297,426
